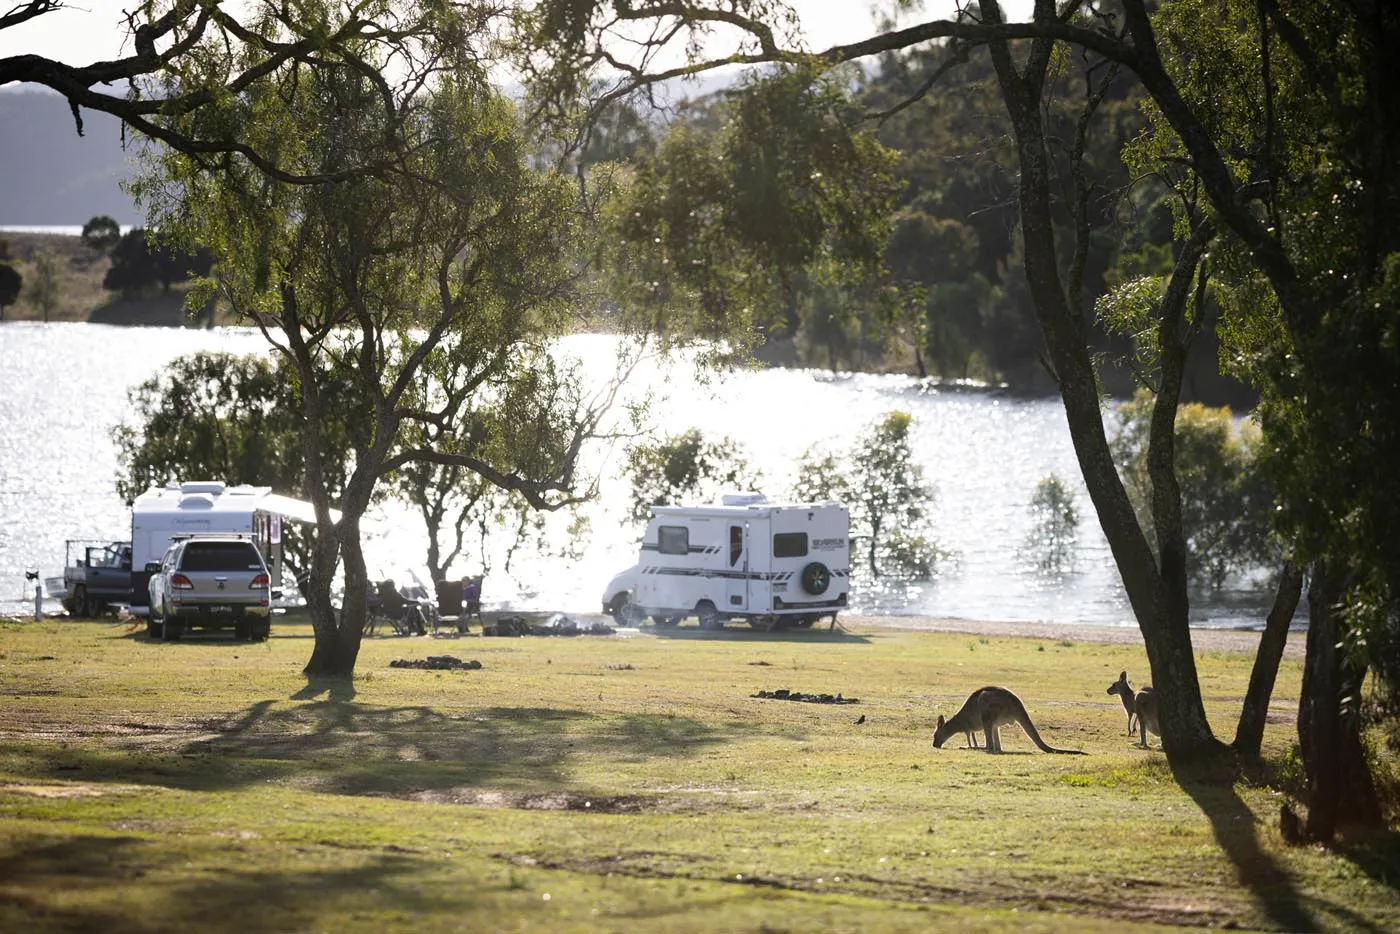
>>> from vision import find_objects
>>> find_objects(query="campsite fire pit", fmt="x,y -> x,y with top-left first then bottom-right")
751,689 -> 859,705
389,655 -> 483,671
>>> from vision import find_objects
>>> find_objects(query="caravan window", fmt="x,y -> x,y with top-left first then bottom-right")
773,532 -> 808,558
657,525 -> 689,555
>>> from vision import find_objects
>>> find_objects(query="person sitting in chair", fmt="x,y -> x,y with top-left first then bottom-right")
464,575 -> 482,622
377,578 -> 427,636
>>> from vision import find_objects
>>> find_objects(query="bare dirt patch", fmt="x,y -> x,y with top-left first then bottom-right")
493,851 -> 1246,929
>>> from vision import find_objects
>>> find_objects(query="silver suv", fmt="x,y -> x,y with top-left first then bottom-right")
147,536 -> 272,641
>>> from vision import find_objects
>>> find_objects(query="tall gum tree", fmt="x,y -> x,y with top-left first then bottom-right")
133,10 -> 634,679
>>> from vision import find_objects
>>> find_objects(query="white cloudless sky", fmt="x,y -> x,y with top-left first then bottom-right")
0,1 -> 1027,69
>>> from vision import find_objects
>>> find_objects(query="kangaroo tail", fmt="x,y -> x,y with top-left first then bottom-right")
1013,697 -> 1087,755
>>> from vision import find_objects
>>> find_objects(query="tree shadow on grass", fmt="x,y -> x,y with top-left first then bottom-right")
1177,765 -> 1390,934
292,677 -> 357,703
8,700 -> 768,801
1333,833 -> 1400,900
0,831 -> 485,934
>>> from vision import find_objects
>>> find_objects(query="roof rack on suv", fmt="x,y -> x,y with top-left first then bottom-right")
168,532 -> 255,542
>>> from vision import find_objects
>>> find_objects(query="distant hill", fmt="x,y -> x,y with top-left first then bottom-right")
0,88 -> 142,227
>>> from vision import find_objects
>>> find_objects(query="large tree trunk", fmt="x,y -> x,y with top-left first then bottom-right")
1298,560 -> 1382,841
302,514 -> 371,679
982,0 -> 1220,761
1233,561 -> 1303,756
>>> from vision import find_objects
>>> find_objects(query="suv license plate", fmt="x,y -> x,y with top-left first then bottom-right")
209,605 -> 233,614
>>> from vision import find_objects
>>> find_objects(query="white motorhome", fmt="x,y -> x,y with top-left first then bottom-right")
602,494 -> 850,631
129,481 -> 324,618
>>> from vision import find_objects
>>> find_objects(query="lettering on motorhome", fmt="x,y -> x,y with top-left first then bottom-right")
811,537 -> 846,550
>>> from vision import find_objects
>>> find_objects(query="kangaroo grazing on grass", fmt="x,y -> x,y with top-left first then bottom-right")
932,686 -> 1085,754
1106,671 -> 1159,748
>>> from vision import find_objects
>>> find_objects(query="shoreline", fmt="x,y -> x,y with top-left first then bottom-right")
841,612 -> 1304,658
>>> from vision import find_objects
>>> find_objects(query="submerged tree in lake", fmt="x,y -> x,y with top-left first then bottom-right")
1024,474 -> 1079,576
794,410 -> 938,580
623,429 -> 762,524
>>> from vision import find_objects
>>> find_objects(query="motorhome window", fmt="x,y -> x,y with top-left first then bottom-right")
773,532 -> 808,558
181,541 -> 263,571
729,526 -> 744,567
658,526 -> 689,555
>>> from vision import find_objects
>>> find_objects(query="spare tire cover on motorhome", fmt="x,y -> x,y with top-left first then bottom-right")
800,562 -> 831,595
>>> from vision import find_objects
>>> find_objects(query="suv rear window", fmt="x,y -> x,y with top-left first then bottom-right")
181,542 -> 264,571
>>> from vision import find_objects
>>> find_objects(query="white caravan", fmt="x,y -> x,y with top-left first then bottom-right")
602,494 -> 850,631
129,481 -> 326,617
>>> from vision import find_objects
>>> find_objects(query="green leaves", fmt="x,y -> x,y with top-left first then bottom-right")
624,429 -> 762,524
1110,390 -> 1276,590
110,351 -> 357,574
1024,474 -> 1080,576
793,410 -> 939,580
600,65 -> 899,346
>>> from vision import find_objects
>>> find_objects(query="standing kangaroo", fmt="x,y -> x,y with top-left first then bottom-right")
932,686 -> 1085,754
1106,671 -> 1159,748
1106,670 -> 1139,735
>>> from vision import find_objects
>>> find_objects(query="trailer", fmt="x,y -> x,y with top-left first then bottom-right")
601,494 -> 850,632
128,481 -> 324,619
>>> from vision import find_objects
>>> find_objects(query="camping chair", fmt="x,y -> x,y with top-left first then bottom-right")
376,579 -> 428,636
362,580 -> 387,635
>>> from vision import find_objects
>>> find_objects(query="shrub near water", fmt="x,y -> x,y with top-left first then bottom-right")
0,616 -> 1395,933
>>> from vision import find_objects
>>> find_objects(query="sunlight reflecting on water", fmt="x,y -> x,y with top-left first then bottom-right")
0,324 -> 1273,628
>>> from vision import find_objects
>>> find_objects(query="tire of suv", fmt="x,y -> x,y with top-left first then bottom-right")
234,620 -> 251,641
162,608 -> 184,641
252,622 -> 271,642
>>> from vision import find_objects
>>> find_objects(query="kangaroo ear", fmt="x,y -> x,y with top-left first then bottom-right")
936,715 -> 945,728
1119,670 -> 1127,679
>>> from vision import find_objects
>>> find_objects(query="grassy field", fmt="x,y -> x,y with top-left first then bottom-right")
0,615 -> 1395,932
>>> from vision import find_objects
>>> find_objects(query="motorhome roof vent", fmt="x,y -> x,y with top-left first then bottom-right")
721,492 -> 769,506
179,481 -> 227,495
178,493 -> 216,510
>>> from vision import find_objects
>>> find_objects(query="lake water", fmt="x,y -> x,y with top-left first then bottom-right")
0,322 -> 1279,629
2,224 -> 135,237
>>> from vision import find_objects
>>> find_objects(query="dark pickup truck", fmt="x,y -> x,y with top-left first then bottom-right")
60,540 -> 132,617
